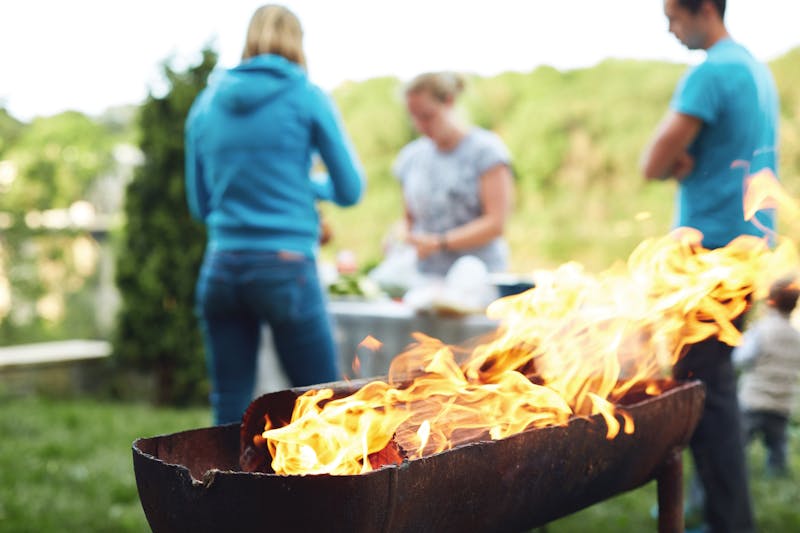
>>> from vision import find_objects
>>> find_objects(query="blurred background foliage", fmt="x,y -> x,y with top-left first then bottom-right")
0,46 -> 799,403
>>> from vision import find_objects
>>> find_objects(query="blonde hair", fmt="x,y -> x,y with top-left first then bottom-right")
242,4 -> 306,67
405,72 -> 466,103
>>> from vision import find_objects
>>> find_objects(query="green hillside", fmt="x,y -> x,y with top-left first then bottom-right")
325,50 -> 800,273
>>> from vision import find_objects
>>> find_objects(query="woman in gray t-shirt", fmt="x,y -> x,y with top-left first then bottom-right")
393,71 -> 514,276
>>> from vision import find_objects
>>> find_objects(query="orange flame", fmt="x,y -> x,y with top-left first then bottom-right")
743,169 -> 799,222
263,177 -> 799,476
359,335 -> 383,351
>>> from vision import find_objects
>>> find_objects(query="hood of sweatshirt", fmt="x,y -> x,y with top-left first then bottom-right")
212,54 -> 306,113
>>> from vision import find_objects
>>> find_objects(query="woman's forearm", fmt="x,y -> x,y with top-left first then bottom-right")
438,215 -> 505,251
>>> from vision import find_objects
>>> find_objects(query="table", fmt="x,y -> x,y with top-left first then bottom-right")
255,299 -> 499,394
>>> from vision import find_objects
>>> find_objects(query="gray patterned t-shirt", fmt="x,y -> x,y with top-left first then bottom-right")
393,127 -> 512,276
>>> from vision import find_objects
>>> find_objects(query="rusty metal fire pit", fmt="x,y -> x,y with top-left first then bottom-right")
133,378 -> 704,533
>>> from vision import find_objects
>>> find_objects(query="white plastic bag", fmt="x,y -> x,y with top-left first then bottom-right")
368,243 -> 424,297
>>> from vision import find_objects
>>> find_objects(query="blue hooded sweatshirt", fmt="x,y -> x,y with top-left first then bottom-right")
185,54 -> 365,257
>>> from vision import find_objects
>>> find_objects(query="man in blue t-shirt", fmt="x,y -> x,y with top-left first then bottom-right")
641,1 -> 779,532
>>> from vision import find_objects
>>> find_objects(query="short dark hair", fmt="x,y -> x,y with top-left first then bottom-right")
678,0 -> 726,17
768,277 -> 800,315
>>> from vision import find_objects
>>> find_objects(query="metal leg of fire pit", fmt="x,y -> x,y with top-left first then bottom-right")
656,449 -> 684,533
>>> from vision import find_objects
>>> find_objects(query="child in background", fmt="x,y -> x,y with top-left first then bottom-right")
734,276 -> 800,477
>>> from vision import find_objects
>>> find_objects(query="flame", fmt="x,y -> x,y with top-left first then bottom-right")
360,335 -> 383,352
262,177 -> 800,476
743,169 -> 799,222
416,420 -> 431,456
351,335 -> 384,376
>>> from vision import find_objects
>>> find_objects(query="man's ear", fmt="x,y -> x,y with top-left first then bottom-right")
701,0 -> 720,20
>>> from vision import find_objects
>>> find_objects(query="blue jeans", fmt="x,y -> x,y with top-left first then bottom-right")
196,250 -> 340,425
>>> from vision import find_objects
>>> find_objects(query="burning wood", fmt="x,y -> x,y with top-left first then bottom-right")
248,170 -> 798,477
134,380 -> 705,533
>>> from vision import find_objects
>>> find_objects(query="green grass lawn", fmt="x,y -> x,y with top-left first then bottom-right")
1,392 -> 798,532
0,393 -> 211,532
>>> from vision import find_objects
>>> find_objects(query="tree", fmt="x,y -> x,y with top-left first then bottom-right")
1,111 -> 117,214
113,49 -> 217,405
0,109 -> 125,345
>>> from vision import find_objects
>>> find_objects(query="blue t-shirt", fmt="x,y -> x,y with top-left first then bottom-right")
670,38 -> 779,249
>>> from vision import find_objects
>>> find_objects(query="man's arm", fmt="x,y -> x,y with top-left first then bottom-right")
640,111 -> 703,181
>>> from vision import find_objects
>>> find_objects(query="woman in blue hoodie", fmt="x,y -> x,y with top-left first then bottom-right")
185,4 -> 365,425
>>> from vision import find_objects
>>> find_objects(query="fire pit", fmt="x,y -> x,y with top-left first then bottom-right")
133,227 -> 786,531
133,377 -> 704,533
